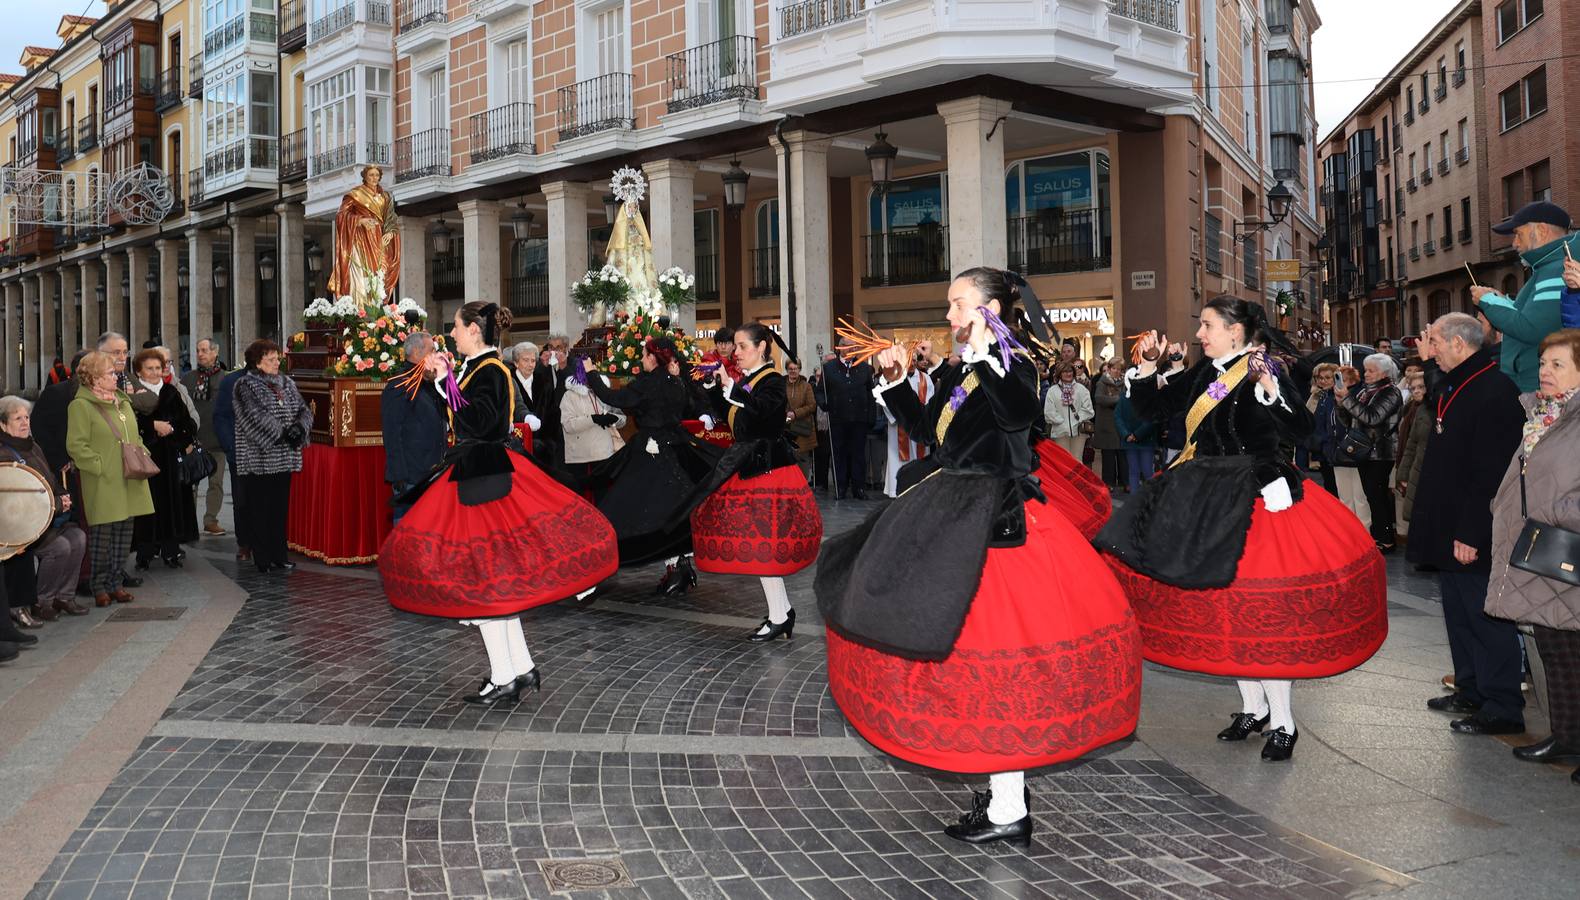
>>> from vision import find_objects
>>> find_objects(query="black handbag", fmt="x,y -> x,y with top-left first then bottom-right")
176,445 -> 217,486
1335,426 -> 1374,462
1511,462 -> 1580,587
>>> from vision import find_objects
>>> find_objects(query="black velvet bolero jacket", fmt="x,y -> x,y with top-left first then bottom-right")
589,369 -> 688,434
879,348 -> 1040,481
448,350 -> 515,482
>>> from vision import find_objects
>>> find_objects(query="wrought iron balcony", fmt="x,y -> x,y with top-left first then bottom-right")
1205,212 -> 1223,275
505,252 -> 549,317
1393,124 -> 1403,149
1418,98 -> 1429,115
862,225 -> 950,288
155,67 -> 183,112
695,253 -> 719,301
368,1 -> 391,24
667,36 -> 758,114
310,1 -> 354,40
280,129 -> 307,182
1109,0 -> 1180,31
207,16 -> 245,55
394,128 -> 451,182
749,246 -> 780,297
1424,239 -> 1436,256
1006,208 -> 1112,276
280,0 -> 308,50
77,118 -> 97,153
556,74 -> 633,140
1421,168 -> 1433,184
57,125 -> 76,163
1456,147 -> 1469,165
1437,159 -> 1450,176
189,54 -> 205,98
311,143 -> 356,176
1452,68 -> 1466,87
1459,226 -> 1471,243
251,12 -> 279,44
189,170 -> 215,210
204,136 -> 277,179
469,102 -> 536,163
1434,82 -> 1447,102
1409,245 -> 1420,261
779,0 -> 864,38
367,141 -> 391,165
396,0 -> 447,34
1406,177 -> 1418,193
1404,108 -> 1414,125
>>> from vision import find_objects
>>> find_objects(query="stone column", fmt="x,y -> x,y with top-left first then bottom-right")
156,239 -> 182,348
643,159 -> 699,331
458,200 -> 503,307
126,245 -> 150,350
60,265 -> 81,359
231,215 -> 259,356
398,215 -> 430,307
775,131 -> 833,361
544,182 -> 590,338
37,270 -> 59,388
187,230 -> 213,358
104,252 -> 126,338
79,259 -> 102,351
2,282 -> 18,393
21,279 -> 40,393
938,97 -> 1012,272
277,202 -> 307,339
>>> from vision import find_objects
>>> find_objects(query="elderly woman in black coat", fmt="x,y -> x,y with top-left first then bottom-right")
128,348 -> 199,569
1334,352 -> 1404,553
233,339 -> 313,574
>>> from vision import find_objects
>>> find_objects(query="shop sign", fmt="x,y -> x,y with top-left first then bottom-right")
1043,306 -> 1110,325
1264,259 -> 1301,282
1130,271 -> 1156,290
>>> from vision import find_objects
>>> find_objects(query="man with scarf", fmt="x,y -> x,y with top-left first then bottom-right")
180,339 -> 233,537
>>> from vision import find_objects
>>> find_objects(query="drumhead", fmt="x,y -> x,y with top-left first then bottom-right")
0,462 -> 53,561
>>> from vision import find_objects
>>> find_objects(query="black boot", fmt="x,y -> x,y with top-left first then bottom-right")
0,616 -> 38,647
1217,712 -> 1270,742
1261,727 -> 1298,761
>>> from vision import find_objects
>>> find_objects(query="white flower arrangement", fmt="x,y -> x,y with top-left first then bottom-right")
656,265 -> 698,309
571,264 -> 631,312
304,295 -> 363,326
390,297 -> 428,319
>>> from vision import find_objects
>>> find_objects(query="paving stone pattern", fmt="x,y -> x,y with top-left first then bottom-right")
29,737 -> 1396,900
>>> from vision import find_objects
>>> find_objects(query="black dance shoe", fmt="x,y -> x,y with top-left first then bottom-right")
656,558 -> 699,596
748,609 -> 795,643
1513,736 -> 1580,765
1261,727 -> 1298,761
944,797 -> 1032,847
1217,712 -> 1270,742
462,678 -> 524,706
956,787 -> 1032,824
514,669 -> 543,694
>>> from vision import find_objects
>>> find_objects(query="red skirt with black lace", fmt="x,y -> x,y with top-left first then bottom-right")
1103,486 -> 1388,679
825,499 -> 1142,774
379,450 -> 617,618
1033,437 -> 1112,541
690,463 -> 822,575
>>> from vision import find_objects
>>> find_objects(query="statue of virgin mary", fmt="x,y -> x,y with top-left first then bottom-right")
327,164 -> 401,310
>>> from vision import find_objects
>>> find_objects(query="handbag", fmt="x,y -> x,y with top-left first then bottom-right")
1336,426 -> 1374,462
1510,463 -> 1580,587
93,402 -> 160,480
176,445 -> 217,486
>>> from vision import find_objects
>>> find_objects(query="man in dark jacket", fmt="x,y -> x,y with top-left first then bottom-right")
179,338 -> 232,536
212,364 -> 252,561
1407,312 -> 1527,736
381,333 -> 447,522
821,355 -> 876,499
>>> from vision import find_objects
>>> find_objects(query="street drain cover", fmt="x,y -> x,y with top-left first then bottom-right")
537,858 -> 635,893
106,607 -> 186,622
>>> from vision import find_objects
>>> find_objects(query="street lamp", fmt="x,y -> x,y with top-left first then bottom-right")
509,202 -> 534,241
1233,179 -> 1295,241
722,159 -> 750,212
177,265 -> 190,290
95,282 -> 106,305
865,130 -> 898,194
145,270 -> 158,296
213,263 -> 228,291
258,253 -> 275,282
431,218 -> 453,257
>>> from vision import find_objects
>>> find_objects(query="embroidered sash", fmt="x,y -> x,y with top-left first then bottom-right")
1171,355 -> 1252,468
727,367 -> 777,434
898,371 -> 928,462
934,369 -> 980,447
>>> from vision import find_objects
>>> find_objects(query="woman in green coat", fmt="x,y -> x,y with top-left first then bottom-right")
66,351 -> 154,607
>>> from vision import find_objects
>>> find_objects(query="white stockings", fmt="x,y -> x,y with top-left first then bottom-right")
477,617 -> 535,690
762,576 -> 792,625
1237,679 -> 1294,733
987,771 -> 1027,824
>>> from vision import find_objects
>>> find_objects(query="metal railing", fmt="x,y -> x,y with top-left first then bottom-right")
1456,147 -> 1469,165
505,264 -> 549,316
862,225 -> 950,288
779,0 -> 864,39
1406,177 -> 1418,193
1452,68 -> 1466,87
1408,245 -> 1420,261
56,124 -> 75,163
749,246 -> 780,296
1404,108 -> 1414,126
280,129 -> 307,181
251,11 -> 278,44
1434,82 -> 1447,102
204,136 -> 277,179
1395,187 -> 1405,214
1437,158 -> 1450,176
667,36 -> 758,113
166,171 -> 185,215
188,170 -> 212,209
1205,212 -> 1222,275
155,67 -> 183,112
556,74 -> 633,140
1424,239 -> 1436,256
280,0 -> 308,49
1006,208 -> 1112,276
310,1 -> 354,40
1397,253 -> 1407,278
368,1 -> 391,24
189,54 -> 204,98
1392,123 -> 1402,149
1458,226 -> 1471,243
1418,98 -> 1429,115
207,15 -> 245,55
1421,168 -> 1433,184
1109,0 -> 1180,31
394,128 -> 450,181
469,102 -> 536,162
396,0 -> 447,33
367,141 -> 391,165
311,144 -> 356,176
695,253 -> 719,301
432,238 -> 465,299
76,117 -> 96,153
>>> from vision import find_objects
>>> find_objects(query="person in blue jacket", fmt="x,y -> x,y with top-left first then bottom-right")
1470,201 -> 1580,392
211,363 -> 251,560
1113,392 -> 1156,494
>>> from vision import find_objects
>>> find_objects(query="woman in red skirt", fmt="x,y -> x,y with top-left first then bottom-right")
1098,295 -> 1388,762
379,301 -> 618,707
685,323 -> 822,640
1032,435 -> 1111,540
817,268 -> 1141,846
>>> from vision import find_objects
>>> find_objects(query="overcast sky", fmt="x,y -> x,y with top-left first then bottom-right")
3,0 -> 1448,146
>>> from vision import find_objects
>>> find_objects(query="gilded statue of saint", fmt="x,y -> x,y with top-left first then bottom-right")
327,164 -> 401,310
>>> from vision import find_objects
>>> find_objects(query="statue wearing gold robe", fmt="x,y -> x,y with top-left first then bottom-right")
328,165 -> 401,310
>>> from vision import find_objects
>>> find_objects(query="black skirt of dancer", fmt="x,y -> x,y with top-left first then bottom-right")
380,351 -> 618,618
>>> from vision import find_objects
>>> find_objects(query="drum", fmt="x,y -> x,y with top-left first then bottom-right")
0,462 -> 53,561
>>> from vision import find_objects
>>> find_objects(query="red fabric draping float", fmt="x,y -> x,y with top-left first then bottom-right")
512,423 -> 534,453
287,443 -> 394,565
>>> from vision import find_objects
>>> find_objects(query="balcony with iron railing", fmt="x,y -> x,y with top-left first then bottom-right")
165,172 -> 185,215
1452,68 -> 1466,87
1007,208 -> 1112,276
206,16 -> 245,55
280,0 -> 307,50
1205,212 -> 1222,275
1437,159 -> 1450,176
1421,168 -> 1433,185
1407,177 -> 1418,193
1434,82 -> 1447,102
695,253 -> 719,301
1409,245 -> 1420,261
311,1 -> 354,39
779,0 -> 865,38
469,103 -> 535,163
505,260 -> 549,317
155,67 -> 182,112
77,117 -> 97,154
1397,253 -> 1407,279
1395,188 -> 1405,217
394,128 -> 451,182
367,141 -> 391,165
188,170 -> 214,209
252,11 -> 278,43
1418,98 -> 1429,115
1393,123 -> 1403,149
1458,226 -> 1471,244
667,36 -> 758,114
280,129 -> 307,182
1404,108 -> 1414,126
1424,239 -> 1436,256
557,74 -> 633,141
189,54 -> 204,98
862,225 -> 950,288
204,136 -> 277,180
396,0 -> 447,34
56,124 -> 76,163
1456,147 -> 1469,166
750,246 -> 780,297
311,143 -> 356,176
1109,0 -> 1180,31
433,238 -> 465,300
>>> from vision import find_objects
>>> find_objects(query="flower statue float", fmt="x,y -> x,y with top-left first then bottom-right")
599,312 -> 704,378
291,296 -> 436,381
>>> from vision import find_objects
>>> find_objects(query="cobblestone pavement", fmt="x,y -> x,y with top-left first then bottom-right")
12,491 -> 1580,898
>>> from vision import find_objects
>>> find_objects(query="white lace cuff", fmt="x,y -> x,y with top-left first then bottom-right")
961,344 -> 1005,377
1260,477 -> 1293,512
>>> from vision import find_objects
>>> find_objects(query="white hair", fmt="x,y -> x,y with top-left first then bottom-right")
0,395 -> 32,423
511,340 -> 539,361
1363,353 -> 1399,381
1433,312 -> 1484,352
